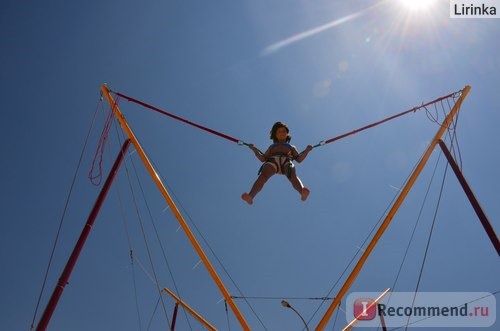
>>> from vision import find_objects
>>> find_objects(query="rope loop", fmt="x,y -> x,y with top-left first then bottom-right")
88,99 -> 116,186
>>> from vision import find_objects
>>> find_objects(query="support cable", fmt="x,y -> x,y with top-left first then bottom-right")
31,94 -> 104,330
224,301 -> 232,331
115,220 -> 143,330
118,133 -> 172,327
388,151 -> 444,298
378,146 -> 446,331
386,94 -> 458,300
314,86 -> 470,330
403,161 -> 450,331
305,197 -> 395,325
153,169 -> 269,330
305,177 -> 414,326
403,118 -> 460,330
147,295 -> 162,331
111,128 -> 144,331
112,115 -> 194,329
101,84 -> 252,330
35,138 -> 131,331
231,296 -> 334,301
124,147 -> 193,330
329,304 -> 340,331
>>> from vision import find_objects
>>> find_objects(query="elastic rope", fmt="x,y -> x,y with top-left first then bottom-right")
312,89 -> 462,148
113,91 -> 240,143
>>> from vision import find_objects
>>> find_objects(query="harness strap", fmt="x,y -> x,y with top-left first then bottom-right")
258,155 -> 294,179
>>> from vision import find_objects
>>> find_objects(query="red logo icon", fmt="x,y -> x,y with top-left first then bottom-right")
353,298 -> 377,320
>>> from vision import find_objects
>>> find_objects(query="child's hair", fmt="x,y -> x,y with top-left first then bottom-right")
269,121 -> 291,143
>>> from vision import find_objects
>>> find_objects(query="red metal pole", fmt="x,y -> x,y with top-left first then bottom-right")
170,303 -> 179,331
438,139 -> 500,255
36,139 -> 131,331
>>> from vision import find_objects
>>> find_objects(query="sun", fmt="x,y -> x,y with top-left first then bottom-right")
398,0 -> 436,12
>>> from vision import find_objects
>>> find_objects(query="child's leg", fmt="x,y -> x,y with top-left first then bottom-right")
242,164 -> 275,204
287,167 -> 310,201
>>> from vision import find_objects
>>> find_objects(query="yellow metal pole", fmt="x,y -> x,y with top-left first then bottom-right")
100,84 -> 250,330
315,85 -> 471,330
163,288 -> 217,331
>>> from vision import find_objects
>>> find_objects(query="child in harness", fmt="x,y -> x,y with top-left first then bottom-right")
241,121 -> 313,205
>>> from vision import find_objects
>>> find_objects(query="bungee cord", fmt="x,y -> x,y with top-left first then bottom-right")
110,88 -> 464,157
112,90 -> 241,144
309,89 -> 462,149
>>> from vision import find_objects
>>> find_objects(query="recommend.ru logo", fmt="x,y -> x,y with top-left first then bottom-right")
346,292 -> 496,328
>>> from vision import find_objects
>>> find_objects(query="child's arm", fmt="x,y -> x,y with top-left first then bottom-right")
294,145 -> 313,163
248,144 -> 266,162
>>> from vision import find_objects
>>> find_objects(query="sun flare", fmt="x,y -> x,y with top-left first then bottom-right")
398,0 -> 436,12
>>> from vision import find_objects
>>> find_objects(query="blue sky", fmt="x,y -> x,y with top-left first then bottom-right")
1,0 -> 498,330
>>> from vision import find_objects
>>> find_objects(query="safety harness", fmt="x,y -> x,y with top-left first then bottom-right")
258,143 -> 295,178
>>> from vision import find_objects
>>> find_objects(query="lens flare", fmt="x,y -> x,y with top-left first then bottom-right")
398,0 -> 436,11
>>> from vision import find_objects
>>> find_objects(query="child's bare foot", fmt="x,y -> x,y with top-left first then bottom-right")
241,193 -> 253,205
301,188 -> 310,201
